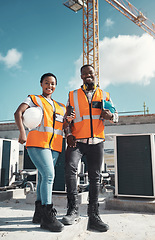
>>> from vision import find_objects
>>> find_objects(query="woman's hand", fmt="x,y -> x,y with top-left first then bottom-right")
14,103 -> 29,145
18,130 -> 27,144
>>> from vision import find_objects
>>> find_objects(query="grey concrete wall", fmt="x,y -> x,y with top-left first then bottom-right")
104,114 -> 155,135
1,114 -> 155,140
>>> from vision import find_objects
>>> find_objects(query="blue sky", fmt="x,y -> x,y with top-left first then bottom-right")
0,0 -> 155,122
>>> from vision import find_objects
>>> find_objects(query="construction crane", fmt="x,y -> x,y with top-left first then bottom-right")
63,0 -> 155,85
105,0 -> 155,39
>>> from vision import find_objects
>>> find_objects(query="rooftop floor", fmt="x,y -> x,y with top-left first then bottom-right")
0,189 -> 155,240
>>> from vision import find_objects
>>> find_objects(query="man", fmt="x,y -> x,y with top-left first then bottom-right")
62,64 -> 118,232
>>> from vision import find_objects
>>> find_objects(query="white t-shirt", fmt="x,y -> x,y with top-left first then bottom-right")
24,95 -> 54,109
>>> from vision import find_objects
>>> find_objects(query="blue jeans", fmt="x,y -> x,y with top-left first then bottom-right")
27,147 -> 59,205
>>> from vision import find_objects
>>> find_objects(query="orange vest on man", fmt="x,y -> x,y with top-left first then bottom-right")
26,95 -> 66,152
69,88 -> 110,140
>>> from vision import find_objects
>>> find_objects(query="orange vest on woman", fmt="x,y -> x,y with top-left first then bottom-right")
26,95 -> 66,152
69,88 -> 110,140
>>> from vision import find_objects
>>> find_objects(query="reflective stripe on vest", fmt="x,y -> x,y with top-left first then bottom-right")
29,95 -> 65,136
26,95 -> 66,152
69,88 -> 109,139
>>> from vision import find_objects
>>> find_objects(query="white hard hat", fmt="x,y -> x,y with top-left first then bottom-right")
23,107 -> 43,130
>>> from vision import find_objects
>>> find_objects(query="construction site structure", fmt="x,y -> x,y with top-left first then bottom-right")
83,0 -> 99,85
63,0 -> 155,85
105,0 -> 155,39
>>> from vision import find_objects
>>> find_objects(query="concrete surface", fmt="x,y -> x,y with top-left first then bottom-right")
0,190 -> 155,240
106,196 -> 155,213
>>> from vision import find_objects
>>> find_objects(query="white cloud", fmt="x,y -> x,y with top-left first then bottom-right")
105,18 -> 114,28
99,33 -> 155,88
0,48 -> 22,68
68,33 -> 155,89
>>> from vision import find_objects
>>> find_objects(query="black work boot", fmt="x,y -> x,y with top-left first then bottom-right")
87,203 -> 109,232
40,204 -> 64,232
62,195 -> 79,225
32,200 -> 42,223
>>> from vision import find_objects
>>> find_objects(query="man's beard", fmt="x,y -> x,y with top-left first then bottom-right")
85,82 -> 95,90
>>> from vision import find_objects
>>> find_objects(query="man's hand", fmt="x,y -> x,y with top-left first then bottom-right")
66,110 -> 76,123
100,109 -> 113,120
67,135 -> 77,148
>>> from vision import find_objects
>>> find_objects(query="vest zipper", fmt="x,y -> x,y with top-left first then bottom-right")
89,90 -> 96,137
83,88 -> 96,138
49,101 -> 56,149
41,95 -> 55,149
89,103 -> 93,137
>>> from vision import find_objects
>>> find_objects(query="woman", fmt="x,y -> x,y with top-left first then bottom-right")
14,73 -> 66,232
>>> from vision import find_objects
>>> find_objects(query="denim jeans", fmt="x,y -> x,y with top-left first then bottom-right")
65,141 -> 104,204
27,147 -> 59,205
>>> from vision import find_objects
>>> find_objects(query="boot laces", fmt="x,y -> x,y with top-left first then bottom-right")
88,205 -> 103,223
94,213 -> 102,223
67,206 -> 76,215
49,207 -> 57,216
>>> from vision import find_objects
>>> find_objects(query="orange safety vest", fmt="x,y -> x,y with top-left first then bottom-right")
26,95 -> 66,152
69,88 -> 110,140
